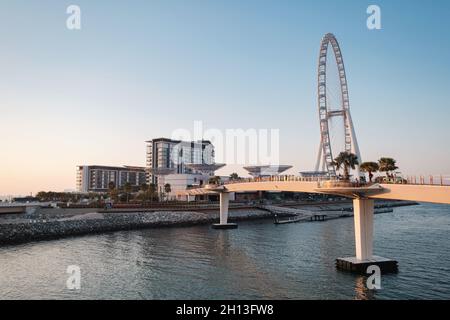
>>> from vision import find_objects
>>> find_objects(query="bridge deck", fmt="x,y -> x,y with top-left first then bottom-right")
183,180 -> 450,205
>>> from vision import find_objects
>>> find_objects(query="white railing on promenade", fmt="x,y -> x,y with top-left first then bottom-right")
222,175 -> 450,187
224,175 -> 337,185
404,175 -> 450,186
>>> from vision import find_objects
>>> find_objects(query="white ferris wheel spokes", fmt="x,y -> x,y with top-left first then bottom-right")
315,33 -> 362,178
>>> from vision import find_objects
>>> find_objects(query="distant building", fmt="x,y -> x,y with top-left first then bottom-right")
239,165 -> 293,200
243,165 -> 293,177
76,165 -> 146,193
146,138 -> 215,181
164,174 -> 210,200
146,138 -> 224,199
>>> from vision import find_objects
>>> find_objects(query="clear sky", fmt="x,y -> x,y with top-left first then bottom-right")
1,0 -> 449,195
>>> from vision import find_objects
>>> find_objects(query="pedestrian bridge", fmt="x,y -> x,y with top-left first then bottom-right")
226,179 -> 450,204
185,177 -> 450,204
182,177 -> 450,273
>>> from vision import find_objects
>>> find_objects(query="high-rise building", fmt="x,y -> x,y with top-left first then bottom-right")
76,165 -> 146,193
146,138 -> 224,199
145,138 -> 216,184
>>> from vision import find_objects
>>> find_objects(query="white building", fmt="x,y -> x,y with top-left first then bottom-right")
160,174 -> 210,201
76,165 -> 146,193
146,138 -> 224,200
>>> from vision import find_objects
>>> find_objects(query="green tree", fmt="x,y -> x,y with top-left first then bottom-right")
123,182 -> 133,203
36,191 -> 48,201
360,162 -> 379,182
164,183 -> 172,201
333,152 -> 359,181
378,158 -> 398,178
148,183 -> 157,203
140,183 -> 149,193
229,173 -> 240,181
139,183 -> 149,202
108,181 -> 116,199
208,176 -> 221,185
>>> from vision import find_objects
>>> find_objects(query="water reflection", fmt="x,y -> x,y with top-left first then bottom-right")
354,276 -> 376,300
0,203 -> 449,299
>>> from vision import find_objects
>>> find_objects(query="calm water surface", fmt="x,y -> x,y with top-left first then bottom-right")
0,203 -> 449,300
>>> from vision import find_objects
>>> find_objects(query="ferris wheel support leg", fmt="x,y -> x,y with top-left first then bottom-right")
347,111 -> 362,178
315,140 -> 323,172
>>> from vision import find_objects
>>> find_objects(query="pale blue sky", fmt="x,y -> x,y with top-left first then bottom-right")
1,0 -> 449,194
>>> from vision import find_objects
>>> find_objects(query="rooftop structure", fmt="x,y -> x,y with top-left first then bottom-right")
184,163 -> 226,175
243,165 -> 293,177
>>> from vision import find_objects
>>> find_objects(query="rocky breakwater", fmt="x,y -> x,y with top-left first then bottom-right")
0,209 -> 273,245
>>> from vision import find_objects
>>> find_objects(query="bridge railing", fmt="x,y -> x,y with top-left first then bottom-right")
404,175 -> 450,186
225,175 -> 338,185
223,175 -> 450,187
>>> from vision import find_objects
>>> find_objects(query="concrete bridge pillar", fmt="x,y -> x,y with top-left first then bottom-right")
336,198 -> 398,273
353,198 -> 374,260
220,192 -> 230,225
212,192 -> 238,229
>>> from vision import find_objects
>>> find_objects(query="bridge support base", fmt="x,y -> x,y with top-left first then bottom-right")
212,192 -> 238,230
336,256 -> 398,274
336,198 -> 398,274
212,223 -> 238,230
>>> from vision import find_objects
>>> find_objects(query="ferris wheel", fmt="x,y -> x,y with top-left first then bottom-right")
315,33 -> 362,178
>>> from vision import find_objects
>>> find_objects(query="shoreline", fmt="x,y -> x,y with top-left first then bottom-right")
0,200 -> 418,246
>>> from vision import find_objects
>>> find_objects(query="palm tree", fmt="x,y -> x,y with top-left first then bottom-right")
333,152 -> 359,181
123,182 -> 132,203
378,157 -> 398,178
164,183 -> 171,201
360,162 -> 379,182
108,181 -> 116,200
140,183 -> 148,193
148,183 -> 157,203
36,191 -> 47,201
229,173 -> 240,181
208,176 -> 221,185
139,183 -> 149,203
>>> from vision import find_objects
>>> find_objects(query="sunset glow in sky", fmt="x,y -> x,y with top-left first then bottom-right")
1,0 -> 450,195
